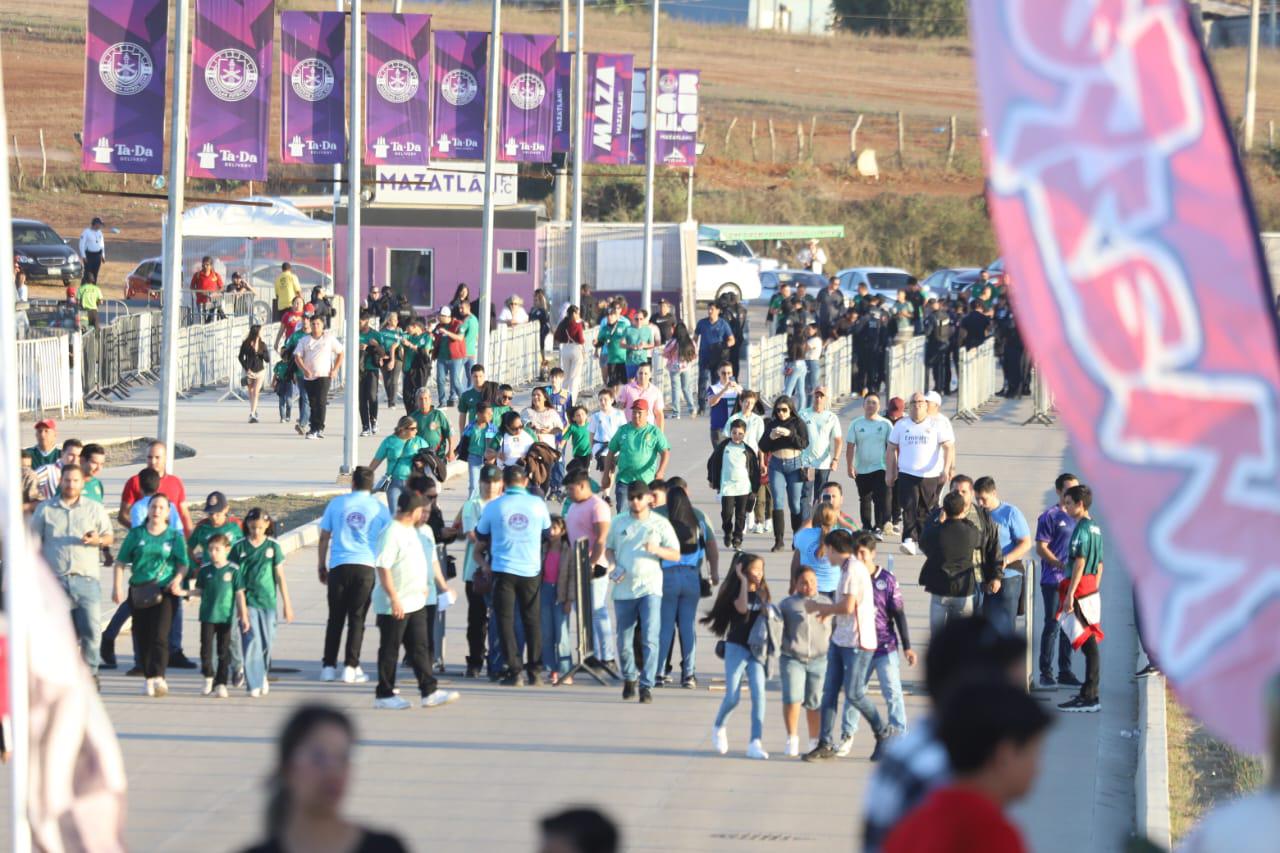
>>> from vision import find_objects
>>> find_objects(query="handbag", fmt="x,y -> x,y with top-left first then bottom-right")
700,577 -> 714,598
472,568 -> 494,596
130,581 -> 165,610
715,639 -> 726,660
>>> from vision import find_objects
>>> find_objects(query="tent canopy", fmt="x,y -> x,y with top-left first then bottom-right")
698,224 -> 845,242
182,199 -> 332,240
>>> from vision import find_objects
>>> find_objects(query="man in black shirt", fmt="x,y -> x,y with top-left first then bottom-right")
816,276 -> 846,339
919,491 -> 985,634
958,300 -> 992,351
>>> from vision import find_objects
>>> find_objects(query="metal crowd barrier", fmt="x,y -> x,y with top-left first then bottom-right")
488,321 -> 541,389
955,338 -> 999,422
884,335 -> 927,403
17,334 -> 79,416
819,336 -> 855,401
1024,367 -> 1055,425
746,333 -> 787,403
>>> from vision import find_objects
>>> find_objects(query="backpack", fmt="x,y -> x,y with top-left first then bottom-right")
522,442 -> 562,487
412,448 -> 448,481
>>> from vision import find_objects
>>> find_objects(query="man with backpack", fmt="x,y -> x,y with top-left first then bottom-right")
923,299 -> 955,396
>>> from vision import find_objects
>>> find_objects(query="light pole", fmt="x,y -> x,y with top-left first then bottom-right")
639,0 -> 660,314
568,0 -> 585,308
477,0 -> 503,365
342,0 -> 363,474
685,141 -> 705,222
1245,0 -> 1261,151
553,0 -> 570,221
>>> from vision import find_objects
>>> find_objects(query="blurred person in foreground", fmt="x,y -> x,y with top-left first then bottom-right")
539,807 -> 619,853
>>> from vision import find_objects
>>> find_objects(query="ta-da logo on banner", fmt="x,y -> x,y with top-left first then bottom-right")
90,136 -> 156,166
372,137 -> 425,160
197,144 -> 259,169
289,137 -> 339,158
205,48 -> 260,102
505,138 -> 548,158
435,134 -> 479,155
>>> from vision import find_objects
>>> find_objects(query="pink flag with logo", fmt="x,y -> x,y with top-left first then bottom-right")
970,0 -> 1280,751
499,34 -> 556,163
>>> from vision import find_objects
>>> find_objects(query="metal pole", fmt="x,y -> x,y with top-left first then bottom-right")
0,43 -> 34,853
392,0 -> 402,12
685,164 -> 694,222
1245,0 -> 1261,151
553,0 -> 569,221
477,1 -> 502,367
639,0 -> 659,314
569,0 -> 585,309
158,0 -> 193,465
342,0 -> 363,474
332,0 -> 343,216
1272,0 -> 1277,49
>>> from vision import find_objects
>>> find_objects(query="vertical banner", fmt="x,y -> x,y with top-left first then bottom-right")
432,30 -> 488,160
630,68 -> 700,166
585,53 -> 633,165
498,34 -> 557,163
365,13 -> 431,166
83,0 -> 168,174
970,0 -> 1280,752
280,11 -> 345,165
189,0 -> 274,181
552,51 -> 572,154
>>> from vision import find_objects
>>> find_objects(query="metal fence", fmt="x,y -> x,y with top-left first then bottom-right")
16,334 -> 80,416
819,335 -> 855,399
1024,367 -> 1055,425
955,339 -> 999,422
488,321 -> 542,389
746,334 -> 788,403
884,336 -> 927,403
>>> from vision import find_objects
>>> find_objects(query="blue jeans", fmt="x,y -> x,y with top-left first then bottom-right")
614,594 -> 661,688
61,574 -> 101,674
240,606 -> 277,692
768,454 -> 806,515
435,360 -> 451,405
929,593 -> 977,634
805,358 -> 821,404
277,379 -> 292,420
697,361 -> 718,411
658,566 -> 700,681
449,359 -> 468,404
295,376 -> 311,426
820,644 -> 884,744
467,457 -> 485,498
590,576 -> 616,661
715,641 -> 766,741
799,468 -> 831,520
386,478 -> 406,515
983,572 -> 1024,637
540,581 -> 572,676
783,360 -> 807,400
780,653 -> 827,709
864,651 -> 908,732
485,587 -> 524,674
668,368 -> 696,417
1039,583 -> 1075,679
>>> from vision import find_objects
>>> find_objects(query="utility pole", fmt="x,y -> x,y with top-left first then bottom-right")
477,1 -> 503,365
639,0 -> 660,314
1245,0 -> 1261,151
553,0 -> 569,221
342,0 -> 363,474
569,0 -> 585,308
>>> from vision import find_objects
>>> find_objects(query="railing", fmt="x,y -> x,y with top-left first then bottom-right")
174,288 -> 267,326
819,335 -> 855,400
884,336 -> 927,403
1024,366 -> 1055,425
747,334 -> 788,403
16,334 -> 80,416
955,338 -> 999,422
488,321 -> 542,389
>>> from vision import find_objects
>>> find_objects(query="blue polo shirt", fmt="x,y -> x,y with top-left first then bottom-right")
695,317 -> 733,363
989,502 -> 1031,556
475,486 -> 551,577
319,490 -> 391,568
793,526 -> 838,592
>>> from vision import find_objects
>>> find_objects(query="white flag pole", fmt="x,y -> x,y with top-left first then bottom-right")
639,0 -> 659,314
477,0 -> 503,367
569,0 -> 585,309
0,45 -> 35,853
342,0 -> 363,473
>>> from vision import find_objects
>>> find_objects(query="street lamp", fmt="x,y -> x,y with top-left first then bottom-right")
685,141 -> 707,222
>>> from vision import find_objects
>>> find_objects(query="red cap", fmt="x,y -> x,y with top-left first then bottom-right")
35,418 -> 56,431
631,399 -> 649,412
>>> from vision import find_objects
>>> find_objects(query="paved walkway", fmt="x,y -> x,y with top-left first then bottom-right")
8,383 -> 1140,851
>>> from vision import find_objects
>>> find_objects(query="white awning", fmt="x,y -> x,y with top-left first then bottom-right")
182,200 -> 332,240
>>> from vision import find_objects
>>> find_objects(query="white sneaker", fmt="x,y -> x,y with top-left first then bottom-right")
422,689 -> 460,708
202,677 -> 214,695
746,739 -> 770,760
712,725 -> 729,755
374,695 -> 412,710
153,677 -> 169,698
144,677 -> 156,697
342,666 -> 369,684
262,680 -> 270,696
320,666 -> 338,682
249,688 -> 263,698
807,737 -> 820,753
900,539 -> 920,556
835,735 -> 854,757
215,684 -> 229,699
784,735 -> 800,757
763,521 -> 773,534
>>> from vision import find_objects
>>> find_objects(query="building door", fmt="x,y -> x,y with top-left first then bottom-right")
387,249 -> 433,309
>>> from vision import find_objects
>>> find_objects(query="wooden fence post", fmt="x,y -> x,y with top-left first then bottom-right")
11,135 -> 22,189
750,119 -> 757,162
1270,119 -> 1276,149
896,111 -> 905,169
723,116 -> 738,154
809,115 -> 817,163
946,115 -> 957,170
796,121 -> 804,162
38,128 -> 47,189
768,119 -> 777,164
850,114 -> 863,161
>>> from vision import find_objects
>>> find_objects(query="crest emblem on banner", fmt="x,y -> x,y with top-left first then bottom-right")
658,71 -> 678,94
291,57 -> 334,102
509,72 -> 545,110
98,42 -> 153,96
441,68 -> 478,106
204,47 -> 259,102
376,59 -> 418,103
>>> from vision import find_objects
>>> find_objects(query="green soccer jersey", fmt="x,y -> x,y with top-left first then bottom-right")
608,423 -> 671,485
564,422 -> 592,459
1068,517 -> 1103,576
413,408 -> 452,454
83,476 -> 105,504
231,537 -> 284,611
188,518 -> 243,564
27,445 -> 60,467
600,322 -> 629,365
197,561 -> 239,625
359,330 -> 381,371
458,387 -> 484,426
117,525 -> 190,586
624,325 -> 656,366
377,328 -> 405,364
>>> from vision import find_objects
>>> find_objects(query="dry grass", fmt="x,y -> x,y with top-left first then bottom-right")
1166,686 -> 1266,844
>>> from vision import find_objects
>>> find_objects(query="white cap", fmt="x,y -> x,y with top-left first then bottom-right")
925,391 -> 942,406
439,306 -> 452,317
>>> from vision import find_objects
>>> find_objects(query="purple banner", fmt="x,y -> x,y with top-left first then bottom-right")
188,0 -> 274,181
82,0 -> 168,174
586,53 -> 632,165
498,34 -> 556,163
432,31 -> 488,160
280,12 -> 345,165
552,52 -> 572,154
365,13 -> 431,166
629,68 -> 700,166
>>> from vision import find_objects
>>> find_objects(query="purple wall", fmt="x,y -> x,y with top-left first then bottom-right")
333,222 -> 539,309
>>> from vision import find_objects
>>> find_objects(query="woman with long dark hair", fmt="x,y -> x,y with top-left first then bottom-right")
662,321 -> 699,419
703,552 -> 772,760
759,395 -> 810,551
657,485 -> 718,689
241,705 -> 407,853
782,329 -> 808,401
555,304 -> 587,402
238,324 -> 269,424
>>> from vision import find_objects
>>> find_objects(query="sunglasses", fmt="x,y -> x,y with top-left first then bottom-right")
627,495 -> 648,503
424,493 -> 439,501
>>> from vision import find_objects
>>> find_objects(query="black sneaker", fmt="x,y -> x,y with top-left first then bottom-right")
526,670 -> 542,687
639,687 -> 653,704
1036,674 -> 1056,689
731,539 -> 743,550
125,666 -> 144,677
682,676 -> 697,689
654,674 -> 667,687
1057,671 -> 1083,687
232,669 -> 246,688
1135,664 -> 1160,678
169,653 -> 198,670
99,643 -> 117,669
465,665 -> 480,679
1058,695 -> 1100,713
803,742 -> 838,762
622,680 -> 637,700
500,669 -> 524,687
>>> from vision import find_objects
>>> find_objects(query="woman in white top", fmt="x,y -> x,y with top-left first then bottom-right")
522,386 -> 565,445
496,410 -> 536,468
721,389 -> 768,534
497,295 -> 529,327
586,388 -> 627,469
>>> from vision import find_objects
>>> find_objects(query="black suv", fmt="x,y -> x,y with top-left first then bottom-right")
13,218 -> 83,284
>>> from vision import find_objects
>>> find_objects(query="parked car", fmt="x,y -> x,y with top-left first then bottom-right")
695,246 -> 762,304
759,269 -> 828,303
834,266 -> 920,301
12,219 -> 82,284
698,238 -> 780,273
920,267 -> 982,298
124,257 -> 164,300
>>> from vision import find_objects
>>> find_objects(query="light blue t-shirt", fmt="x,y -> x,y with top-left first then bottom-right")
320,490 -> 391,568
719,442 -> 754,497
846,415 -> 893,475
129,495 -> 182,530
793,526 -> 838,592
475,486 -> 550,578
990,501 -> 1031,575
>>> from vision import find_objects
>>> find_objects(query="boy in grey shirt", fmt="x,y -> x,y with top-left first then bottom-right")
778,566 -> 832,757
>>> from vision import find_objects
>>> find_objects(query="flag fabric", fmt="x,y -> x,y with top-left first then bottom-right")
1055,578 -> 1104,650
280,11 -> 345,165
498,34 -> 557,163
552,51 -> 572,154
585,53 -> 632,165
629,68 -> 699,166
188,0 -> 274,181
432,30 -> 488,160
365,13 -> 431,166
82,0 -> 168,174
970,0 -> 1280,752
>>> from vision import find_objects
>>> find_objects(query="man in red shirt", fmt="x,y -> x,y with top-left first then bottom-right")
274,294 -> 305,350
189,255 -> 223,322
117,440 -> 193,535
884,680 -> 1050,853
